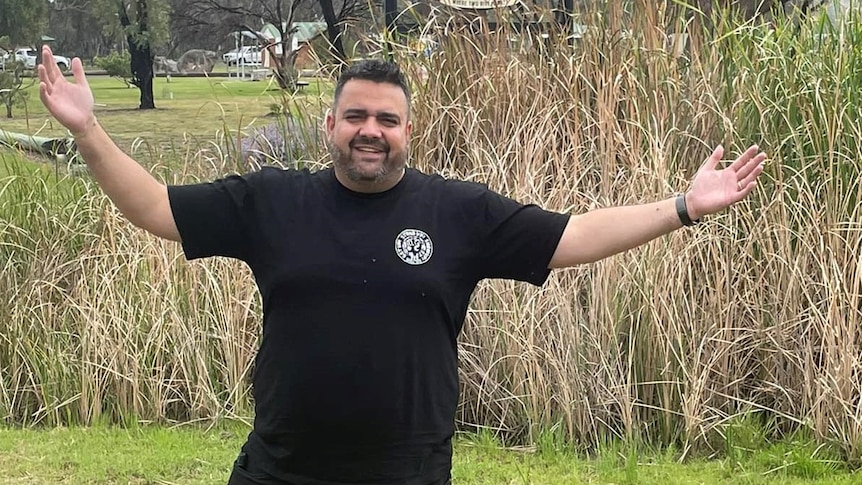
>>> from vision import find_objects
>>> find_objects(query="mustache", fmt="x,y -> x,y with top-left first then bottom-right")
349,136 -> 389,151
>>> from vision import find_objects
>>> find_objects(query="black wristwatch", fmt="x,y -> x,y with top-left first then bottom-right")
675,194 -> 700,227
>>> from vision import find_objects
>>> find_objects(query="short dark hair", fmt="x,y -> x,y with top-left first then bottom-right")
333,59 -> 411,110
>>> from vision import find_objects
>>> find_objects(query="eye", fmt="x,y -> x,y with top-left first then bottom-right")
379,117 -> 399,127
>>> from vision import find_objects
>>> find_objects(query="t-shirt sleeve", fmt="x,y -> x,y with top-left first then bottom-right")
474,189 -> 570,286
168,172 -> 263,261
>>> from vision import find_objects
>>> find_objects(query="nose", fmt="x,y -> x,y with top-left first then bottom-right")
358,117 -> 383,138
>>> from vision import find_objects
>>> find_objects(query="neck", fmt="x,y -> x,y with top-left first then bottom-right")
333,167 -> 406,193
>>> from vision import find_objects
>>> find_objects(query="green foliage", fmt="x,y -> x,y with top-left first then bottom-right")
721,413 -> 774,476
717,418 -> 847,481
0,60 -> 33,118
0,0 -> 47,46
0,154 -> 95,290
93,51 -> 134,87
87,0 -> 170,49
535,422 -> 573,457
754,430 -> 846,480
85,0 -> 171,108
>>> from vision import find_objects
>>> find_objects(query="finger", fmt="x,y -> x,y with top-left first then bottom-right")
41,45 -> 61,83
71,57 -> 88,89
39,77 -> 53,98
39,82 -> 53,110
37,64 -> 50,87
735,152 -> 767,181
737,161 -> 765,189
735,179 -> 759,201
729,145 -> 759,172
699,144 -> 724,173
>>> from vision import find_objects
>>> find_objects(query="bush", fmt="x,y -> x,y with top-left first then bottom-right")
0,61 -> 33,118
93,51 -> 133,87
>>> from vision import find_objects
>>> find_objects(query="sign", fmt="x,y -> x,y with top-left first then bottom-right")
437,0 -> 519,9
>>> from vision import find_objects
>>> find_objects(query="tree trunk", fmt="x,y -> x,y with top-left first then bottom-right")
318,0 -> 346,67
384,0 -> 398,58
274,50 -> 299,91
130,43 -> 155,109
118,0 -> 155,110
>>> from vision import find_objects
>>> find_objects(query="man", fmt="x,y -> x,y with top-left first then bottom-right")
37,46 -> 766,485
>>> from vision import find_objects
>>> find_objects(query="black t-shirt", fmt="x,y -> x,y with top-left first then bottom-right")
168,167 -> 569,484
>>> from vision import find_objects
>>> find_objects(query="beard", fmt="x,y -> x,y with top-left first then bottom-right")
329,135 -> 408,186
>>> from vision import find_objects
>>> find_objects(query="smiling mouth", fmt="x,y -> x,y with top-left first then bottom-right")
353,146 -> 385,153
350,136 -> 388,154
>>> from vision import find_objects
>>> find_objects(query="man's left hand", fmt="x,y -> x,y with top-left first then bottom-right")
685,144 -> 767,221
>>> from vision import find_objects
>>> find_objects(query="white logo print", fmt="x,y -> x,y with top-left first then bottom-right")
395,229 -> 433,265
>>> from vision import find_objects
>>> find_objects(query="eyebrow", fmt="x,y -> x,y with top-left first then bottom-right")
342,108 -> 402,123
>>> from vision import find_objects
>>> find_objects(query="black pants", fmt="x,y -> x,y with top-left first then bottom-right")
227,453 -> 452,485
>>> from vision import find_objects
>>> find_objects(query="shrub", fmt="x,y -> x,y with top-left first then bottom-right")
93,51 -> 133,87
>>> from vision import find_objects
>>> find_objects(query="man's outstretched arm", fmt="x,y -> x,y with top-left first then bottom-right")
38,46 -> 180,242
549,145 -> 766,268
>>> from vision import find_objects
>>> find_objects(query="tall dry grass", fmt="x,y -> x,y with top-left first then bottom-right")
406,1 -> 862,458
0,156 -> 260,426
1,0 -> 861,461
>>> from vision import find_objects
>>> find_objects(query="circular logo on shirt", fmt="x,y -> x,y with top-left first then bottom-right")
395,229 -> 433,265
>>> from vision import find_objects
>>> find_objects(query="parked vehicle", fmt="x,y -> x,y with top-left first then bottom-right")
222,45 -> 262,66
1,47 -> 71,71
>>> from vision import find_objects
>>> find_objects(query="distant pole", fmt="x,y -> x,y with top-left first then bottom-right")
232,32 -> 239,79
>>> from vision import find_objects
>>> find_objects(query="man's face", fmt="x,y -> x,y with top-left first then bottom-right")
326,79 -> 413,192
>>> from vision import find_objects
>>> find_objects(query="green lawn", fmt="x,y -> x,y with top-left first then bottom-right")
0,425 -> 858,485
0,74 -> 331,153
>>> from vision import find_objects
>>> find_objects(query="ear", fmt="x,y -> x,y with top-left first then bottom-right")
325,108 -> 335,136
405,119 -> 413,138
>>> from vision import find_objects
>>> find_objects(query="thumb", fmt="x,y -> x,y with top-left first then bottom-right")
699,145 -> 724,173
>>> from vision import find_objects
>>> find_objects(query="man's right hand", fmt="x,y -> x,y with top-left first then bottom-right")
38,45 -> 96,137
35,44 -> 182,242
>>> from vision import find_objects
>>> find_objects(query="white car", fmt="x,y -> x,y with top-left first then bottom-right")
223,45 -> 262,66
3,47 -> 71,71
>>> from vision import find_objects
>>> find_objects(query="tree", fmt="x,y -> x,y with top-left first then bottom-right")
179,0 -> 360,89
0,0 -> 48,47
0,62 -> 35,119
0,36 -> 35,119
316,0 -> 356,68
89,0 -> 170,110
180,0 -> 308,90
166,0 -> 236,55
47,0 -> 117,58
